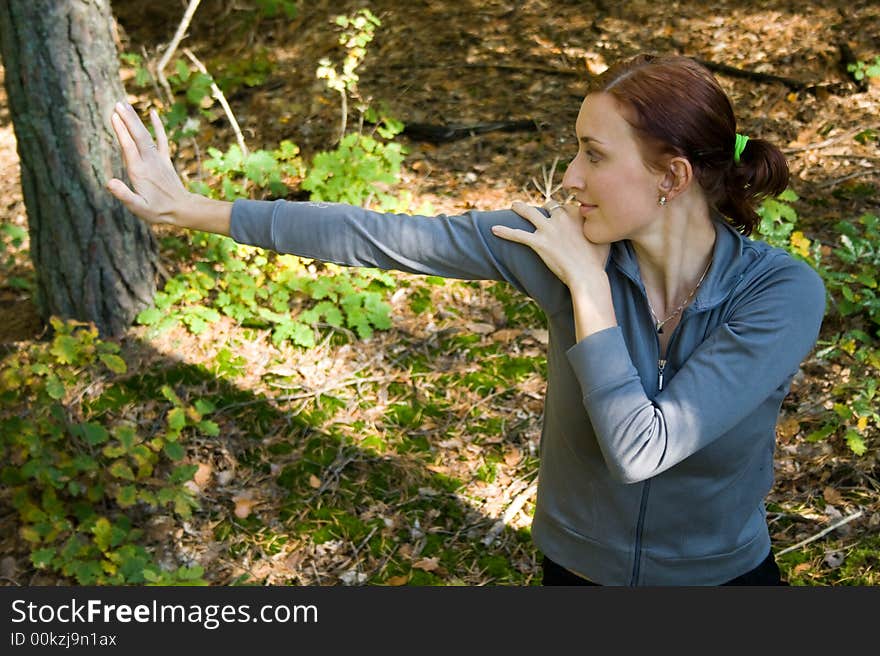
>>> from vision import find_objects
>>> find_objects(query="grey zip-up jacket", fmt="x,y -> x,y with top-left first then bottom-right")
230,199 -> 826,585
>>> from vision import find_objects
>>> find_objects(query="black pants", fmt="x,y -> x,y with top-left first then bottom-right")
541,550 -> 789,586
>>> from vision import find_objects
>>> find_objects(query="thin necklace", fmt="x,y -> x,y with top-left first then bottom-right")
647,253 -> 714,334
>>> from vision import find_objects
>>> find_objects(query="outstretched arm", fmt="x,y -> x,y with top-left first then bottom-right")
106,101 -> 232,236
105,100 -> 570,314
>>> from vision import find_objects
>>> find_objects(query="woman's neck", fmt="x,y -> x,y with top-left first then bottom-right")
630,201 -> 717,315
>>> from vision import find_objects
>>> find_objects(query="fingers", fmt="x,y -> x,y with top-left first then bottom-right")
149,108 -> 170,159
511,200 -> 550,226
110,110 -> 140,170
106,178 -> 150,218
113,101 -> 157,154
490,224 -> 531,246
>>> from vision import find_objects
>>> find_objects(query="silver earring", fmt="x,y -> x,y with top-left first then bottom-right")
658,196 -> 667,206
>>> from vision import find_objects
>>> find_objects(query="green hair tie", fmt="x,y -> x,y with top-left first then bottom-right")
734,133 -> 750,164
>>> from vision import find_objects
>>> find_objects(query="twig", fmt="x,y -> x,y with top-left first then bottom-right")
813,168 -> 879,191
482,481 -> 538,546
337,88 -> 348,145
783,125 -> 880,154
383,61 -> 581,76
272,374 -> 394,398
155,0 -> 202,105
530,156 -> 563,202
182,48 -> 249,158
774,509 -> 864,557
694,57 -> 811,90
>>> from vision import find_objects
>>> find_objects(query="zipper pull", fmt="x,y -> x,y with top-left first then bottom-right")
658,359 -> 666,391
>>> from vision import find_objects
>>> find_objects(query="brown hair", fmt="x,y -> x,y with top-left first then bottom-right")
590,53 -> 789,236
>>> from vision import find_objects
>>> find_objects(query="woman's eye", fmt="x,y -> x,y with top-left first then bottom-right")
587,151 -> 600,163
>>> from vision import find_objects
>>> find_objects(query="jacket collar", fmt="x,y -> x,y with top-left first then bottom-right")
607,213 -> 751,313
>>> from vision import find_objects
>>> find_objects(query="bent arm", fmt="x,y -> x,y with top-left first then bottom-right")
566,256 -> 827,484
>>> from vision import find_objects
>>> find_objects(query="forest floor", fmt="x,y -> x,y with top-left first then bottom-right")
1,0 -> 879,586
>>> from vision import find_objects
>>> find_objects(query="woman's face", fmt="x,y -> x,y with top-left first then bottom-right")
562,92 -> 664,244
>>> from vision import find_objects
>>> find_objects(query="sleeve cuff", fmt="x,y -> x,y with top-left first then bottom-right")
565,326 -> 640,397
229,198 -> 279,249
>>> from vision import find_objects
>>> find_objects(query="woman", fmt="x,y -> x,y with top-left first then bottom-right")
107,54 -> 826,586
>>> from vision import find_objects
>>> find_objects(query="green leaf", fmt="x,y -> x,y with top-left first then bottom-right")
92,517 -> 113,551
31,547 -> 56,568
73,560 -> 103,585
169,464 -> 198,484
114,424 -> 137,451
142,568 -> 161,582
160,385 -> 183,406
45,375 -> 65,399
164,441 -> 185,461
194,398 -> 216,415
844,429 -> 867,456
197,420 -> 220,436
51,335 -> 79,364
244,150 -> 277,184
136,307 -> 162,325
82,422 -> 109,446
99,353 -> 127,374
186,73 -> 214,106
805,424 -> 836,442
109,461 -> 135,481
116,485 -> 138,508
175,59 -> 191,82
102,443 -> 126,458
168,407 -> 187,432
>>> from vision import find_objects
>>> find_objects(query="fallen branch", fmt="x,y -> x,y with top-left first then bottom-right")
783,124 -> 880,154
155,0 -> 202,105
182,48 -> 248,158
774,509 -> 864,557
813,168 -> 879,191
693,57 -> 851,96
384,61 -> 582,77
400,119 -> 539,144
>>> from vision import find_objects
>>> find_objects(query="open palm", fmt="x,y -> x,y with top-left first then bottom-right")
105,102 -> 190,226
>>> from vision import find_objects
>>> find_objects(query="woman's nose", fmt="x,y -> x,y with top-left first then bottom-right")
562,157 -> 583,193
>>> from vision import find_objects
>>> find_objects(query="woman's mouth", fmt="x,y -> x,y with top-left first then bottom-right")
579,203 -> 597,217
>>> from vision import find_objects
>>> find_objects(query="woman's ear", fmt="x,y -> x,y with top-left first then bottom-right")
659,156 -> 694,201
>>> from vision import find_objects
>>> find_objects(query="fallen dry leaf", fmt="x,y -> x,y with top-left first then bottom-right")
385,574 -> 409,586
232,494 -> 258,519
308,474 -> 322,489
468,322 -> 496,335
193,462 -> 213,488
503,449 -> 522,466
777,417 -> 800,441
526,329 -> 549,345
412,556 -> 440,572
492,328 -> 521,343
823,486 -> 844,505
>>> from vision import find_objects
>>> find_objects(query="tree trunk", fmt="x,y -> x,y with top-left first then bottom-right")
0,0 -> 158,337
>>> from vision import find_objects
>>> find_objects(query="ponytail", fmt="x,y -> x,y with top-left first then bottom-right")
717,137 -> 790,237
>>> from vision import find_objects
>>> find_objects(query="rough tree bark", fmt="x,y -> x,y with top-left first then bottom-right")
0,0 -> 158,337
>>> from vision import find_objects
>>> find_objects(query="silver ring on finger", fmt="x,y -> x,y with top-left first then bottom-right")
544,200 -> 561,214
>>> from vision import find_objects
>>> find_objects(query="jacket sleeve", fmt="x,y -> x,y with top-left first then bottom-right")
565,255 -> 827,484
229,199 -> 568,314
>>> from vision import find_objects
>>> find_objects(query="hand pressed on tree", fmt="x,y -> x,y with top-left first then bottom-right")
105,101 -> 190,226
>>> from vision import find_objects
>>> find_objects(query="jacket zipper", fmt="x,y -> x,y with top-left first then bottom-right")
631,304 -> 686,584
630,479 -> 651,585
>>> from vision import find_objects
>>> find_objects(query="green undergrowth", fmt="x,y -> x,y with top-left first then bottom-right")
756,191 -> 879,458
1,303 -> 545,585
